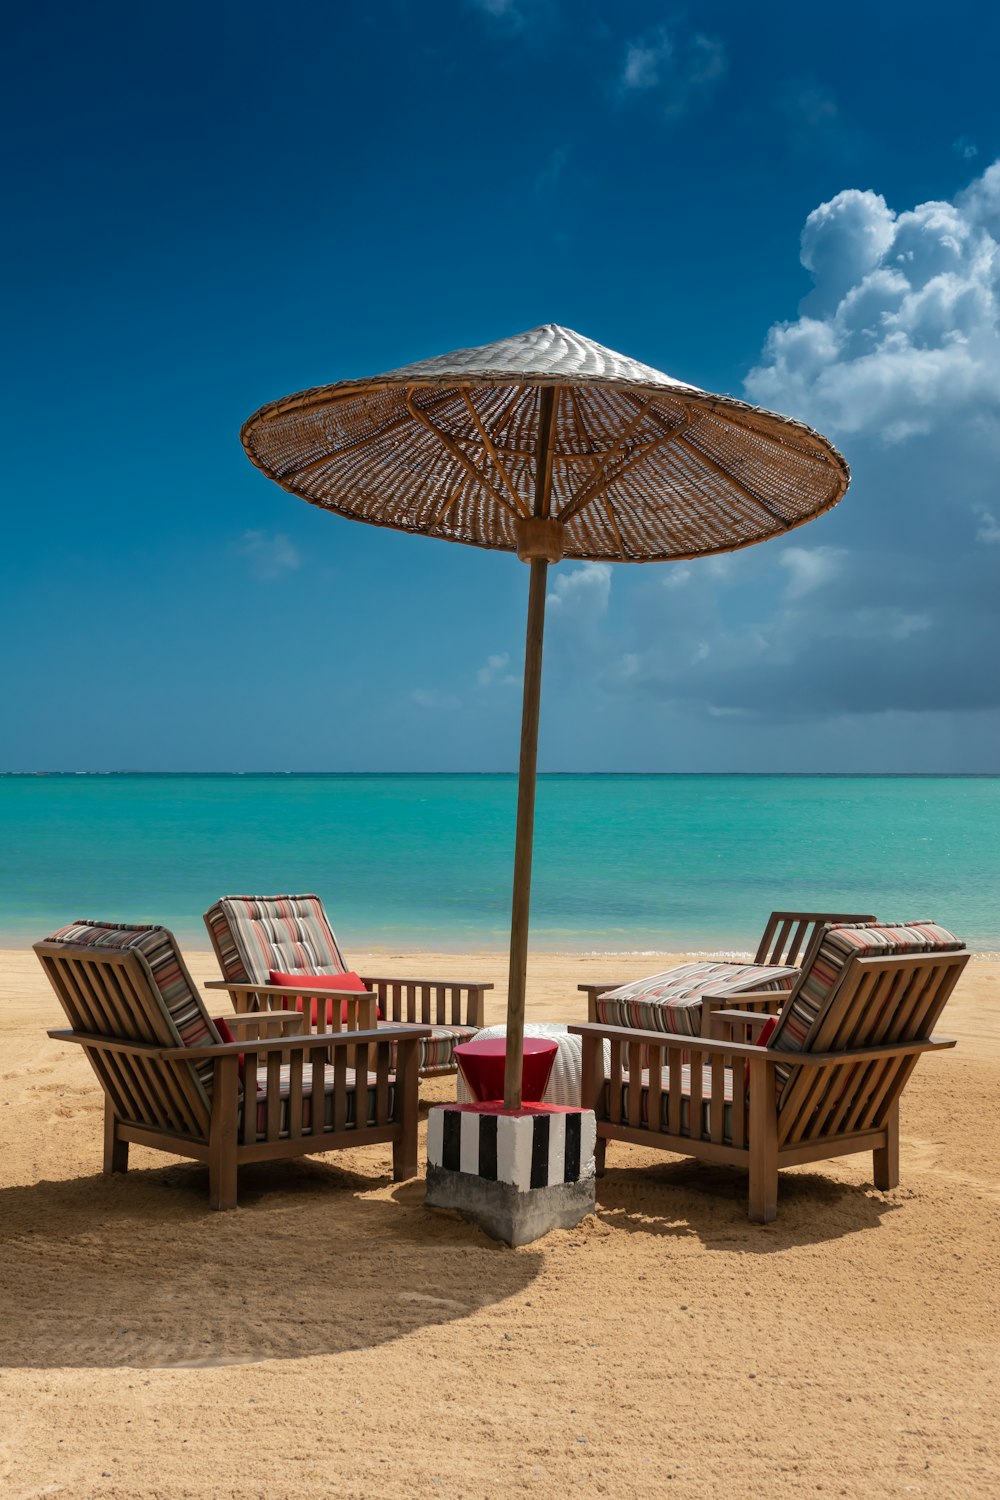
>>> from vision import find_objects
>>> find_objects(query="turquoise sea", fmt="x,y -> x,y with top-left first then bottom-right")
0,774 -> 996,952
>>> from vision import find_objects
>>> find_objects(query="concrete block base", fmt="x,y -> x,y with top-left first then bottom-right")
425,1101 -> 597,1246
426,1164 -> 596,1247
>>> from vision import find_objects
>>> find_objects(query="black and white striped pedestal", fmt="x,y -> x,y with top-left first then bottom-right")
426,1103 -> 596,1247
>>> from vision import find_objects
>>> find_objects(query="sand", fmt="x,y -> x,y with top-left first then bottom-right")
1,945 -> 998,1500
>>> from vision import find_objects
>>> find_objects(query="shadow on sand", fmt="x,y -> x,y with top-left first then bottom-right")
593,1155 -> 901,1250
0,1157 -> 542,1370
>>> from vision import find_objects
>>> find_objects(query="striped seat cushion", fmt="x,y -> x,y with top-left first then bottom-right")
249,1064 -> 396,1136
411,1024 -> 479,1076
768,921 -> 964,1102
41,921 -> 222,1101
598,961 -> 797,1036
205,895 -> 348,984
607,1062 -> 735,1139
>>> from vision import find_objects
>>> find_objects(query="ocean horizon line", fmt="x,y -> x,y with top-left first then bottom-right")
3,770 -> 998,780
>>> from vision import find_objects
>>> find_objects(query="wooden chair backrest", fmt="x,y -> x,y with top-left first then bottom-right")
36,940 -> 213,1140
773,947 -> 968,1147
753,911 -> 878,968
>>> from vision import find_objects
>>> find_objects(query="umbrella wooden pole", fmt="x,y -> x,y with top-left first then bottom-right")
504,555 -> 549,1110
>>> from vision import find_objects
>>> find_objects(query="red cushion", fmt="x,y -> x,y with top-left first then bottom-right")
744,1014 -> 779,1089
211,1014 -> 244,1081
267,969 -> 379,1027
757,1016 -> 779,1048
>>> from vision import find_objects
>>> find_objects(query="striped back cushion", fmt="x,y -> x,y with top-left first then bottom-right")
767,921 -> 964,1102
204,894 -> 349,985
39,920 -> 222,1101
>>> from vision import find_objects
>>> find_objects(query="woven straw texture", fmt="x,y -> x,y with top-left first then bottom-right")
241,325 -> 849,563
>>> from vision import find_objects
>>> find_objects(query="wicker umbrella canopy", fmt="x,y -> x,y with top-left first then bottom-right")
242,325 -> 850,1109
241,324 -> 848,564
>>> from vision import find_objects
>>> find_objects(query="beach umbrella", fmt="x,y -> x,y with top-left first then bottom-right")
241,324 -> 849,1108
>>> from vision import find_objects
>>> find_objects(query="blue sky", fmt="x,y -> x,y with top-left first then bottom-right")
2,0 -> 998,772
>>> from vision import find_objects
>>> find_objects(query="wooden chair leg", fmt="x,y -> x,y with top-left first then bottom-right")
209,1149 -> 238,1211
103,1100 -> 129,1174
392,1042 -> 420,1181
873,1100 -> 900,1191
748,1057 -> 778,1224
594,1135 -> 607,1177
208,1056 -> 239,1210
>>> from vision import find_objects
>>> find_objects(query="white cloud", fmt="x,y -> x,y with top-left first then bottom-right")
976,508 -> 1000,543
616,25 -> 725,117
476,652 -> 517,687
778,545 -> 845,599
663,565 -> 692,589
547,562 -> 612,617
411,688 -> 460,711
237,530 -> 301,580
780,77 -> 838,130
467,0 -> 544,32
954,136 -> 978,161
745,161 -> 1000,441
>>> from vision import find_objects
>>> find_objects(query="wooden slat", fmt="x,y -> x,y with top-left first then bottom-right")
667,1047 -> 682,1137
709,1054 -> 726,1143
730,1059 -> 747,1149
333,1045 -> 348,1134
688,1048 -> 704,1141
769,919 -> 792,966
647,1044 -> 664,1134
241,1048 -> 259,1144
826,1059 -> 879,1136
375,1042 -> 391,1126
309,1046 -> 326,1136
266,1052 -> 282,1141
609,1041 -> 622,1124
287,1048 -> 304,1140
626,1042 -> 643,1128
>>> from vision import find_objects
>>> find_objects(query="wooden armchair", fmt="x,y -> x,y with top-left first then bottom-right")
204,894 -> 492,1078
577,909 -> 877,1034
35,920 -> 430,1210
569,921 -> 966,1222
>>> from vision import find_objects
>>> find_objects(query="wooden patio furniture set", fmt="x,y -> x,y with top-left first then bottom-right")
36,900 -> 965,1223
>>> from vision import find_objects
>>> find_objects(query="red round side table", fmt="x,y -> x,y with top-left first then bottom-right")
453,1036 -> 558,1105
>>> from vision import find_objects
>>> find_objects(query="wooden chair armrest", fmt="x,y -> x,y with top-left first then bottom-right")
577,981 -> 629,1021
48,1030 -> 164,1056
205,979 -> 379,1002
702,989 -> 788,1006
221,1011 -> 305,1035
160,1023 -> 433,1060
712,1008 -> 774,1031
567,1022 -> 956,1066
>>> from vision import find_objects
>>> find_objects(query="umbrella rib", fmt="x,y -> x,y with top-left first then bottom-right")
558,396 -> 654,518
286,413 -> 416,482
405,387 -> 522,520
672,430 -> 791,527
461,389 -> 531,518
431,474 -> 466,528
623,392 -> 796,527
558,407 -> 693,524
603,496 -> 628,560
